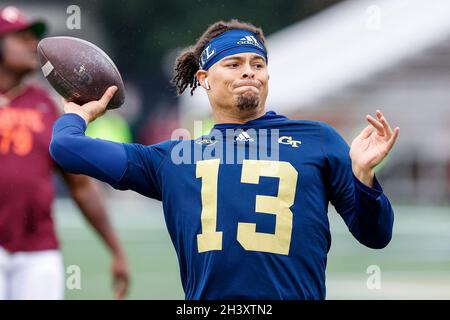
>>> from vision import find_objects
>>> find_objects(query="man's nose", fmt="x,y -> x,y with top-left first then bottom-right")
242,63 -> 255,79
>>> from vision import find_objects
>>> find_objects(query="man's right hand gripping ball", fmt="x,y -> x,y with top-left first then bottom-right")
62,86 -> 118,124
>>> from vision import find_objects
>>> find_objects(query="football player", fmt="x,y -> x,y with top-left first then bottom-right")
0,6 -> 129,300
50,19 -> 399,299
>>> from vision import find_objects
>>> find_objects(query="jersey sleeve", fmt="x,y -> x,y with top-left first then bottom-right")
114,140 -> 175,200
320,122 -> 394,249
50,113 -> 174,200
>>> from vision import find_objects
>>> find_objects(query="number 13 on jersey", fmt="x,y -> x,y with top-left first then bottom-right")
196,159 -> 298,255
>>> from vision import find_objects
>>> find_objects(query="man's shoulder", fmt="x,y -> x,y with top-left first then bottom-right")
21,83 -> 61,113
150,139 -> 181,150
124,139 -> 180,153
23,83 -> 52,99
269,117 -> 336,136
283,118 -> 326,127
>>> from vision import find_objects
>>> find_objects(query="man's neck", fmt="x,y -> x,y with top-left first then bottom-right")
213,105 -> 266,125
0,65 -> 24,95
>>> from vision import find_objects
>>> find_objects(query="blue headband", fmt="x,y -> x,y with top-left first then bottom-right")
199,29 -> 268,70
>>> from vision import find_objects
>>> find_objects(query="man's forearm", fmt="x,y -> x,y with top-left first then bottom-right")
349,175 -> 394,249
69,176 -> 125,257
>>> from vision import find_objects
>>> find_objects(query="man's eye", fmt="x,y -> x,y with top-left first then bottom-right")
228,63 -> 239,68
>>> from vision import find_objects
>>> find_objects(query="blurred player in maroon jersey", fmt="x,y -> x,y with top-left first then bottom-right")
0,6 -> 129,300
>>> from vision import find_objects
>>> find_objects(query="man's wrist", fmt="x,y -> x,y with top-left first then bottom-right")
113,249 -> 126,260
352,164 -> 374,188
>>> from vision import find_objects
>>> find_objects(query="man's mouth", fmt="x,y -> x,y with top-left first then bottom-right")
234,81 -> 261,89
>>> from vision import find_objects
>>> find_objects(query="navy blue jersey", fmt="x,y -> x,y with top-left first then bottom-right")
50,111 -> 394,299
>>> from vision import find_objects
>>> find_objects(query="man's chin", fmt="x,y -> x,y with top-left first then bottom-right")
236,92 -> 260,111
17,62 -> 39,76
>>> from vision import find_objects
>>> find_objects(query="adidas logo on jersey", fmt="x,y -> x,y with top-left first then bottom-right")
237,35 -> 264,50
235,131 -> 254,142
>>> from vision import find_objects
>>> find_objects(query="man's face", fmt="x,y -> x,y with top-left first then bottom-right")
1,29 -> 39,75
205,52 -> 269,113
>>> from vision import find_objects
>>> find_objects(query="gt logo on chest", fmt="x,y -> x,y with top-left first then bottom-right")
278,136 -> 301,148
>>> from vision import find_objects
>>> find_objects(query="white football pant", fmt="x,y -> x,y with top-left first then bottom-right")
0,246 -> 64,300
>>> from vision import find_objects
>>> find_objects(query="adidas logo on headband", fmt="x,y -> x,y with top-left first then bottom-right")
199,29 -> 268,70
237,35 -> 264,50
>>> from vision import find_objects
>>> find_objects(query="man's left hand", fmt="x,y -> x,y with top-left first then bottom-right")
350,110 -> 399,187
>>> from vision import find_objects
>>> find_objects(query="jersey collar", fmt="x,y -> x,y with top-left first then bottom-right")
212,111 -> 287,130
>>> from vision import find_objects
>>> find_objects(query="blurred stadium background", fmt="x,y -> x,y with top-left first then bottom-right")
3,0 -> 450,299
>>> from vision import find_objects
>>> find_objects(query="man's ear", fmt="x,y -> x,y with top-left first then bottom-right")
196,69 -> 208,89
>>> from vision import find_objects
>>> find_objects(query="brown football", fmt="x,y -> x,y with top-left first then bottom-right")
37,36 -> 125,109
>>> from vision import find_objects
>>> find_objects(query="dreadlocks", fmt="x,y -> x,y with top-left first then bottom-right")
172,19 -> 267,96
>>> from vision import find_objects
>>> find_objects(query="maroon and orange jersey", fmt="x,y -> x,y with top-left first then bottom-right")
0,84 -> 60,252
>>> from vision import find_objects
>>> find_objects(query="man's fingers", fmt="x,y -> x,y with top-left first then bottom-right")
385,127 -> 400,152
61,97 -> 81,111
380,116 -> 392,140
366,115 -> 385,136
61,97 -> 74,107
98,86 -> 118,107
359,124 -> 374,139
114,276 -> 129,300
60,97 -> 82,109
376,110 -> 393,140
375,110 -> 383,119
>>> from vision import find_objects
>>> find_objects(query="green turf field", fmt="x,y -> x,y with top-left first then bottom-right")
54,195 -> 450,299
